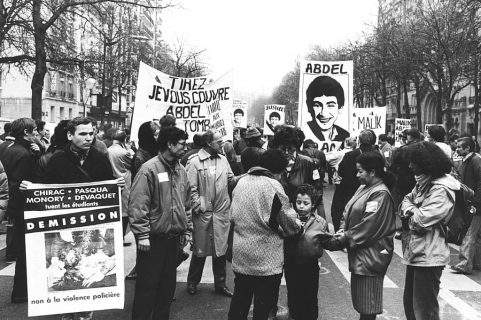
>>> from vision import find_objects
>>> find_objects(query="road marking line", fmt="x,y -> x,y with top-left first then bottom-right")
439,288 -> 481,320
393,239 -> 481,291
325,250 -> 398,288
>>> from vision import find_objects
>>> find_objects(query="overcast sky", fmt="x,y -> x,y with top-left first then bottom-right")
162,0 -> 379,96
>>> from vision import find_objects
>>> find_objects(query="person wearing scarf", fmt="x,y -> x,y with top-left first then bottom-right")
400,141 -> 459,320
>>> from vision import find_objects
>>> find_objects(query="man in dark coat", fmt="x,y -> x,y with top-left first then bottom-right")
0,118 -> 38,303
452,137 -> 481,274
40,117 -> 117,320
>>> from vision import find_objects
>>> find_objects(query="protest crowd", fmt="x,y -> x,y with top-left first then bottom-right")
0,114 -> 480,320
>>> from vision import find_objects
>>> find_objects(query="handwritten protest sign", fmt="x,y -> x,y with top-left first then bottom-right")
131,62 -> 233,142
24,181 -> 123,316
232,99 -> 248,128
263,104 -> 285,135
298,61 -> 353,153
351,107 -> 387,139
395,118 -> 411,146
424,123 -> 440,139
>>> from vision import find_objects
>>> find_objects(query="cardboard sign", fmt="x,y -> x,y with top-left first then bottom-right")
394,118 -> 411,147
298,61 -> 353,152
131,62 -> 233,142
351,107 -> 387,139
263,104 -> 285,135
232,99 -> 248,128
24,181 -> 123,316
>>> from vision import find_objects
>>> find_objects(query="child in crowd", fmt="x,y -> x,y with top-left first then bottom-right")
284,184 -> 340,320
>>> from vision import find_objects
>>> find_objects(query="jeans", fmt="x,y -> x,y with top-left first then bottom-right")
187,254 -> 227,288
132,236 -> 179,320
456,214 -> 481,273
403,265 -> 443,320
228,272 -> 282,320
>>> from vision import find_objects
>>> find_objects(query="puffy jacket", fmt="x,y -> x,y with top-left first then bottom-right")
340,180 -> 396,276
128,153 -> 192,240
401,174 -> 459,266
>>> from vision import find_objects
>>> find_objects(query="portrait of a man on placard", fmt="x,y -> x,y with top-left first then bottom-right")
306,75 -> 350,142
266,111 -> 280,133
233,108 -> 244,127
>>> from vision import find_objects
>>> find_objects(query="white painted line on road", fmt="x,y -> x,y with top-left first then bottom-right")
325,250 -> 398,288
0,261 -> 15,276
393,239 -> 481,292
439,288 -> 481,320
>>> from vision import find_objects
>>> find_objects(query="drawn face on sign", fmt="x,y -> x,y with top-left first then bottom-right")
269,112 -> 281,127
312,95 -> 341,131
306,76 -> 347,142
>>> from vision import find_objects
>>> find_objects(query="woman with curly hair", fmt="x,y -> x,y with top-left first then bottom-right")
271,125 -> 325,218
400,141 -> 460,320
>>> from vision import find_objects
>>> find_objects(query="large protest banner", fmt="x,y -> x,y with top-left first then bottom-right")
24,180 -> 123,316
298,61 -> 353,153
131,62 -> 233,142
232,99 -> 248,129
351,106 -> 387,140
263,104 -> 285,135
395,118 -> 411,146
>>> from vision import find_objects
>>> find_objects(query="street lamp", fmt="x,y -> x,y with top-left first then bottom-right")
100,34 -> 148,124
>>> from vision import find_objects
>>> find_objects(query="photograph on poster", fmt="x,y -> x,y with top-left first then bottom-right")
233,108 -> 244,127
305,75 -> 350,142
44,228 -> 116,292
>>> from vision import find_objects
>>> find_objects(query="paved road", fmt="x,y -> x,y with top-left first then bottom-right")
1,185 -> 481,319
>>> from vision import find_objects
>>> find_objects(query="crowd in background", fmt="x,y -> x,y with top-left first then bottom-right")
0,116 -> 480,320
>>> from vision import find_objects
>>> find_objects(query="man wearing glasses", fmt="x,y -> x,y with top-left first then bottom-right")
306,75 -> 350,142
186,129 -> 236,297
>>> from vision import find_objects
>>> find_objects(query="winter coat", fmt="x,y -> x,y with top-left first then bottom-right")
43,144 -> 114,184
339,180 -> 396,276
108,142 -> 133,217
128,153 -> 192,240
459,153 -> 481,213
186,148 -> 234,257
401,174 -> 459,266
0,139 -> 37,220
131,148 -> 156,181
281,153 -> 322,204
231,167 -> 301,276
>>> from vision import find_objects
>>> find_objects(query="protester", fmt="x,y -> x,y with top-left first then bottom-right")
37,120 -> 69,181
427,125 -> 451,159
244,127 -> 265,149
228,149 -> 302,320
129,126 -> 192,320
131,121 -> 160,181
327,137 -> 357,231
223,141 -> 243,176
448,134 -> 462,175
0,118 -> 38,303
36,120 -> 50,151
108,128 -> 134,239
271,125 -> 324,217
335,151 -> 396,320
0,122 -> 12,142
331,130 -> 376,232
400,141 -> 459,320
301,139 -> 327,184
451,137 -> 481,274
284,184 -> 337,320
378,134 -> 393,168
186,130 -> 235,297
89,118 -> 108,156
181,133 -> 204,166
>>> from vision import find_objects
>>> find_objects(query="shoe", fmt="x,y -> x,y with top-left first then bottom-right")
394,232 -> 402,240
187,283 -> 198,295
451,265 -> 471,275
214,286 -> 233,297
11,296 -> 27,304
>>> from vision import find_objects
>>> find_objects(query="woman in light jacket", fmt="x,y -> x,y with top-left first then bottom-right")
335,151 -> 396,320
400,141 -> 459,320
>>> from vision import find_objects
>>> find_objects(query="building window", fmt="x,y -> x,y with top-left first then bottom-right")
50,106 -> 55,122
69,108 -> 72,119
60,107 -> 65,119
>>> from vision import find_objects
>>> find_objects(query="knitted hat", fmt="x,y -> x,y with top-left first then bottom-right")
245,127 -> 261,139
